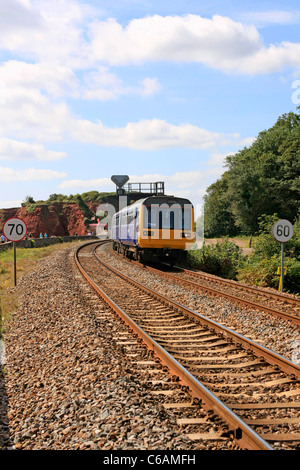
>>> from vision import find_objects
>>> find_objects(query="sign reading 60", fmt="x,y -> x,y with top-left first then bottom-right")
271,219 -> 294,243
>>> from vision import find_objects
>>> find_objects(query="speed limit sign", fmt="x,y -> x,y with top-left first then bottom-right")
3,217 -> 27,242
271,219 -> 294,292
271,219 -> 294,243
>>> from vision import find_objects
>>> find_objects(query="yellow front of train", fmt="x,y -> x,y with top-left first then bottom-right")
138,202 -> 195,250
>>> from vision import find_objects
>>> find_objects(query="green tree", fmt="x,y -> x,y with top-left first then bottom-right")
204,172 -> 237,237
204,107 -> 300,236
23,195 -> 35,204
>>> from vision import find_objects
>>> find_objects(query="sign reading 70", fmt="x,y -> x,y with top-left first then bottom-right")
3,217 -> 28,242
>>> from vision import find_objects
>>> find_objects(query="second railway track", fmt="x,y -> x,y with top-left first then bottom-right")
75,241 -> 300,450
115,252 -> 300,326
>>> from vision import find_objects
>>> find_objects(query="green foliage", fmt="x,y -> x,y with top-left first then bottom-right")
26,204 -> 36,214
237,212 -> 300,294
23,195 -> 35,204
22,190 -> 115,206
187,239 -> 245,279
204,108 -> 300,236
47,193 -> 66,203
238,255 -> 300,293
76,195 -> 95,221
203,173 -> 238,237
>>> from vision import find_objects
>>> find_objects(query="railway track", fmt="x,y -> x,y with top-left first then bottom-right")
164,264 -> 300,324
114,253 -> 300,327
75,241 -> 300,450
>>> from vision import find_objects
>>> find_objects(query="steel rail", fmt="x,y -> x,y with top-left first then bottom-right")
174,265 -> 300,307
114,251 -> 300,327
144,263 -> 300,327
75,241 -> 274,450
98,246 -> 300,380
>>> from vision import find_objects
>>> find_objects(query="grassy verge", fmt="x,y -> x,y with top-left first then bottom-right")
204,236 -> 258,253
0,241 -> 83,334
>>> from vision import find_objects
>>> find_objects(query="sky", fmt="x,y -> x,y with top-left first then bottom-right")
0,0 -> 300,214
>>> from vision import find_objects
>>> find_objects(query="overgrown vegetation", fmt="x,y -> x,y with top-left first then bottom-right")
204,107 -> 300,237
188,214 -> 300,294
21,191 -> 118,228
186,238 -> 244,279
201,107 -> 300,293
22,191 -> 116,207
237,214 -> 300,293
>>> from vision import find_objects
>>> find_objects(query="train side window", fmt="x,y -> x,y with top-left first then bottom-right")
143,207 -> 157,228
127,211 -> 136,225
113,215 -> 119,227
183,207 -> 191,230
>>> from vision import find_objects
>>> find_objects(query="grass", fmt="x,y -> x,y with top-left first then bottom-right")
0,241 -> 82,334
204,236 -> 258,253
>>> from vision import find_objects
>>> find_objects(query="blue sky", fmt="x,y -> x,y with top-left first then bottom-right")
0,0 -> 300,214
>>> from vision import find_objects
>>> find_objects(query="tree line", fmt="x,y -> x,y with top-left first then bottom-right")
204,107 -> 300,237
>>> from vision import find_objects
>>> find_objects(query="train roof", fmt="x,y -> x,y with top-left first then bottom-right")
113,195 -> 193,217
142,195 -> 193,206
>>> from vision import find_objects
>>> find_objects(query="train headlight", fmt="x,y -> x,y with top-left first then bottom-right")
143,230 -> 154,236
184,233 -> 191,238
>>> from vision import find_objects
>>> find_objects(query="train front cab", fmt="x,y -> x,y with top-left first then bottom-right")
138,198 -> 195,263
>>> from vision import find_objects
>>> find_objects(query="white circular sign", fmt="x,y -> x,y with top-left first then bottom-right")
271,219 -> 294,243
3,217 -> 28,242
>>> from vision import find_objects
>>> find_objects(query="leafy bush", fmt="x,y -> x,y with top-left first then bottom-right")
186,239 -> 244,279
237,213 -> 300,294
238,255 -> 300,293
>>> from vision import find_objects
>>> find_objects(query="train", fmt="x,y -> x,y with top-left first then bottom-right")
111,195 -> 195,264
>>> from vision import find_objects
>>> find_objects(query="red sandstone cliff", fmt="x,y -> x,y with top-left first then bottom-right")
0,202 -> 92,237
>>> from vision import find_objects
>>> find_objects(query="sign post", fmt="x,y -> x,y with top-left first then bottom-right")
271,219 -> 294,292
3,217 -> 28,286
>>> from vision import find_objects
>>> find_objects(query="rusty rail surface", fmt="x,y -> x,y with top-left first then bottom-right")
116,252 -> 300,327
169,265 -> 300,325
96,246 -> 300,380
75,241 -> 275,450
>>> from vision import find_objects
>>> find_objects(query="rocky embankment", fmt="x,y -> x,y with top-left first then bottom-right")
0,244 -> 220,451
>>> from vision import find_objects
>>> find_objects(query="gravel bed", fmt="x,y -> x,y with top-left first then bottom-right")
0,244 -> 232,451
99,245 -> 300,362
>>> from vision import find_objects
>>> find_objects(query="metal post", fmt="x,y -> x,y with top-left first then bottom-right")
281,242 -> 284,292
13,241 -> 17,286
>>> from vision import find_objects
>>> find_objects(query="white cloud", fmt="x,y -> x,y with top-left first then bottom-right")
0,67 -> 249,150
0,138 -> 66,161
239,10 -> 300,27
0,166 -> 67,182
59,176 -> 112,189
59,169 -> 223,198
0,85 -> 72,142
0,0 -> 92,68
70,118 -> 243,150
87,15 -> 261,66
139,78 -> 161,96
0,199 -> 23,209
0,0 -> 42,34
81,68 -> 161,100
0,61 -> 79,98
86,14 -> 300,75
1,5 -> 300,76
58,169 -> 222,220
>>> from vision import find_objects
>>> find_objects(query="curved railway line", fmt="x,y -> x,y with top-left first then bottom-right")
161,264 -> 300,325
115,253 -> 300,327
75,240 -> 300,451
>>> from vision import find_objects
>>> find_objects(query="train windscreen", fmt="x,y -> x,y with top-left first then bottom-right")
143,204 -> 192,230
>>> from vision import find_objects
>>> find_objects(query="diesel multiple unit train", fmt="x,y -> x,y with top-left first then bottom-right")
111,195 -> 195,263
